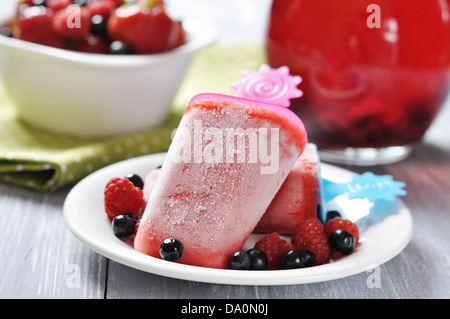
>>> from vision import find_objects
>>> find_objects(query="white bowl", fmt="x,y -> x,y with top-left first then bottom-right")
0,15 -> 216,137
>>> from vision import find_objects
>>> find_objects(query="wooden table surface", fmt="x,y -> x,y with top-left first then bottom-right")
1,0 -> 450,300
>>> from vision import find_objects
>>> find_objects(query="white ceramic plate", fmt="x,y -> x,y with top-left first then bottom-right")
63,152 -> 413,285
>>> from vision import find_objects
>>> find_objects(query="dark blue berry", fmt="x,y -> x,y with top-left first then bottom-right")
159,238 -> 184,262
125,173 -> 144,189
247,248 -> 268,270
329,229 -> 355,255
281,249 -> 316,269
281,250 -> 302,269
108,41 -> 133,55
298,249 -> 315,267
228,251 -> 251,270
124,213 -> 138,224
326,210 -> 341,221
91,14 -> 107,37
112,214 -> 136,238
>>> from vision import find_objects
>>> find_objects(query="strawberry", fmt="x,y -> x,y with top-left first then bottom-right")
107,1 -> 185,54
52,5 -> 92,39
15,6 -> 67,49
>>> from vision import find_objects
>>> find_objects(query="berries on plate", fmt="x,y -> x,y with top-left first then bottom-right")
112,214 -> 137,238
324,216 -> 360,244
254,233 -> 295,269
125,173 -> 144,189
328,229 -> 356,255
104,177 -> 144,220
281,249 -> 315,269
228,251 -> 251,270
291,218 -> 330,265
247,248 -> 268,270
159,238 -> 184,262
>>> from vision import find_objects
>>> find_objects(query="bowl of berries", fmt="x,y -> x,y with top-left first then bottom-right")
0,0 -> 216,137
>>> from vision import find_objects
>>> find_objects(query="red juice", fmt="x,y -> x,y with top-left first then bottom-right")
267,0 -> 450,150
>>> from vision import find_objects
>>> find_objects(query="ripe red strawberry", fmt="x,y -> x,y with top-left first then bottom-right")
254,233 -> 295,269
291,218 -> 330,265
15,6 -> 67,49
324,217 -> 360,245
104,177 -> 144,220
52,5 -> 91,39
107,1 -> 184,54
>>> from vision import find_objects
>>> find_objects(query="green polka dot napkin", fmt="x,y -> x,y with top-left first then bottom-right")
0,44 -> 265,191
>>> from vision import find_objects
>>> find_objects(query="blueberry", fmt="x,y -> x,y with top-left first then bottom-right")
281,249 -> 316,269
159,238 -> 184,262
326,210 -> 341,221
247,248 -> 268,270
297,249 -> 315,267
111,214 -> 136,238
125,173 -> 144,189
91,14 -> 107,37
329,229 -> 355,255
281,250 -> 302,269
228,251 -> 251,270
108,41 -> 133,55
123,213 -> 138,224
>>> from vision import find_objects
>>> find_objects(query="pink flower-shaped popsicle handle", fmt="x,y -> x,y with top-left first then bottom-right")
231,64 -> 303,107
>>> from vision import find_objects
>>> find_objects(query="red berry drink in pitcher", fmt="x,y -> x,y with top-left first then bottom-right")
267,0 -> 450,164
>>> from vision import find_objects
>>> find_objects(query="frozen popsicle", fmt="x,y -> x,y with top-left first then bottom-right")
253,143 -> 322,234
134,93 -> 307,269
142,143 -> 322,235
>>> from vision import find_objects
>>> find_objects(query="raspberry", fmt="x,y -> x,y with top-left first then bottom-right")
254,233 -> 295,269
324,217 -> 359,244
291,218 -> 330,265
104,177 -> 144,220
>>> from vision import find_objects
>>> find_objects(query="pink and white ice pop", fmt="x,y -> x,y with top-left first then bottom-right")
134,93 -> 307,269
253,143 -> 322,234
